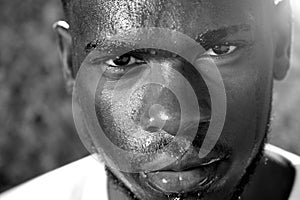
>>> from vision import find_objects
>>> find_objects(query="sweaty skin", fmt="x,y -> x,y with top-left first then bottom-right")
58,0 -> 294,199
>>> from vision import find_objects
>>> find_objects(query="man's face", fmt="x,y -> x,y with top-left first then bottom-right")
65,0 -> 285,199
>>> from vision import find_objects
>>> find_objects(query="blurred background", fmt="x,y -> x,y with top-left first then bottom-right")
0,0 -> 299,193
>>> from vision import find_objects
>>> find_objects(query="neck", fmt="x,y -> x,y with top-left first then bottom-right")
241,148 -> 296,200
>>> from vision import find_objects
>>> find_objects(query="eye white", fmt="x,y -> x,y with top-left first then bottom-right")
205,45 -> 237,56
105,56 -> 141,67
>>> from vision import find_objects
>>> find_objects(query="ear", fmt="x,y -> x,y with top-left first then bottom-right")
272,0 -> 292,81
53,21 -> 74,93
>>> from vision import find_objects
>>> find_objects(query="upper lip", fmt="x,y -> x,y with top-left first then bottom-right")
139,116 -> 230,172
147,146 -> 229,173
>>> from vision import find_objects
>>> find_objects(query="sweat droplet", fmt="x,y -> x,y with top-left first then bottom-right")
162,178 -> 168,184
264,157 -> 269,165
150,50 -> 157,55
141,172 -> 147,178
198,177 -> 208,186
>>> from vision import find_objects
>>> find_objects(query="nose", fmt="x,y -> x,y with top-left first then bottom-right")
141,104 -> 169,132
130,58 -> 211,138
136,84 -> 181,136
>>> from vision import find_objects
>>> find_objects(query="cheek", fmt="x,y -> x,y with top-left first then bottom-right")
220,46 -> 274,167
94,80 -> 145,152
226,77 -> 272,143
223,72 -> 261,143
216,57 -> 273,188
220,31 -> 273,143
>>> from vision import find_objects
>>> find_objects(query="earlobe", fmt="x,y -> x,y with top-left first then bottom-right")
272,0 -> 292,81
53,21 -> 74,93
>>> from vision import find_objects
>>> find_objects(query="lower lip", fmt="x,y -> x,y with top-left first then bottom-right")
141,162 -> 221,194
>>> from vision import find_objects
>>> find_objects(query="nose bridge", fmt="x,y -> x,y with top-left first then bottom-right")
132,58 -> 210,137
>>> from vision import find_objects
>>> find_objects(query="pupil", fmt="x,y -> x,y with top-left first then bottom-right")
113,55 -> 130,66
212,45 -> 230,55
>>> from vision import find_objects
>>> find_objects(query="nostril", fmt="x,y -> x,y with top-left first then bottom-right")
144,126 -> 162,133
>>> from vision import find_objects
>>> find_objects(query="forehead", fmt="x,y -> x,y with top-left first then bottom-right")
69,0 -> 267,57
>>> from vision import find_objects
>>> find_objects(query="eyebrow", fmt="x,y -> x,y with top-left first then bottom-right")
85,24 -> 252,53
85,38 -> 106,53
196,24 -> 252,49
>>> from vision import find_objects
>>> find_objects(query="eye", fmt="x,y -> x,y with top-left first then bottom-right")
105,54 -> 145,67
205,44 -> 238,57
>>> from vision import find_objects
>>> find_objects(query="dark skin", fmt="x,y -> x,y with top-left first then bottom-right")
55,0 -> 294,199
242,150 -> 295,200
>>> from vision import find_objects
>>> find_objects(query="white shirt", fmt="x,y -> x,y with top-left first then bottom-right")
0,144 -> 299,200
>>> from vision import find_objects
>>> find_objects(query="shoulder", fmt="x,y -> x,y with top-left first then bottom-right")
0,156 -> 108,200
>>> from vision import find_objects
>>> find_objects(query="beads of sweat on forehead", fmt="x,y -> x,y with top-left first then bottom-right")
60,0 -> 284,10
60,0 -> 287,25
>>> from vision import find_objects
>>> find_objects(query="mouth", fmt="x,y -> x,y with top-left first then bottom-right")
140,153 -> 229,194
